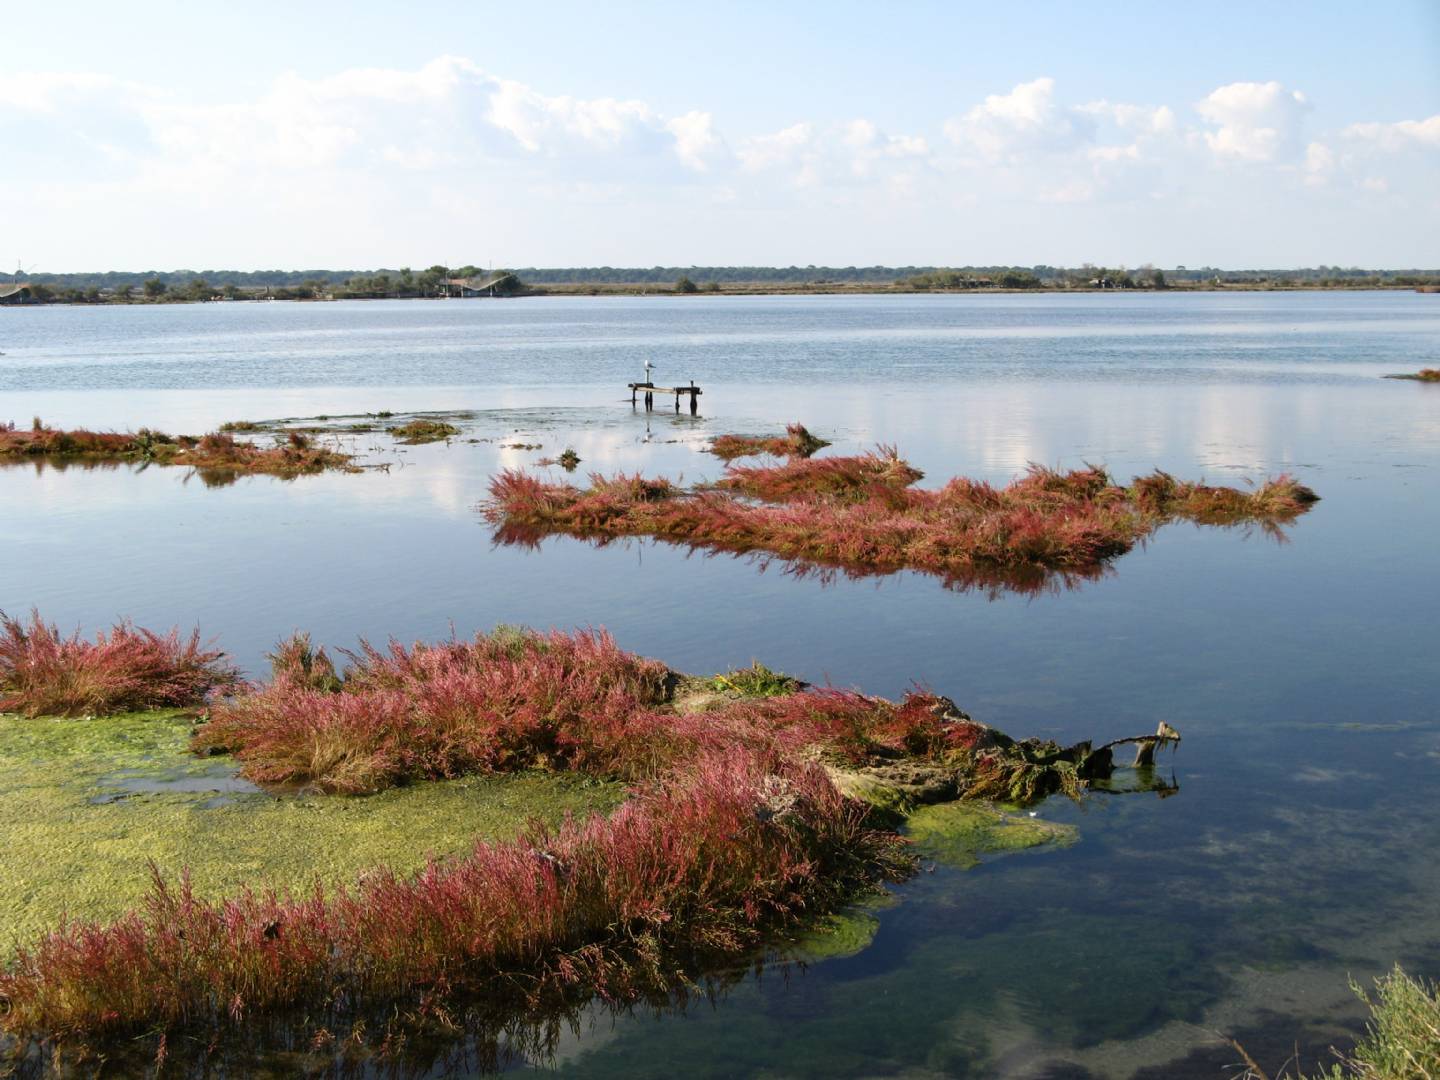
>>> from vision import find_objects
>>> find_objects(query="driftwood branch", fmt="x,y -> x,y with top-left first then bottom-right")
1094,721 -> 1182,766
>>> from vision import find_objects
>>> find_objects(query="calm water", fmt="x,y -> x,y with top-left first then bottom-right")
3,293 -> 1439,1077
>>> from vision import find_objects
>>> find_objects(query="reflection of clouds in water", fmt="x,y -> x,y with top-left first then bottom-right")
1294,765 -> 1377,784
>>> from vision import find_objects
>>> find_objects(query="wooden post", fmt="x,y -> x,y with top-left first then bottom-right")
631,386 -> 637,406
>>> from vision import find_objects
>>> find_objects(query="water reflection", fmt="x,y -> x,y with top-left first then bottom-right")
490,523 -> 1118,599
2,295 -> 1439,1078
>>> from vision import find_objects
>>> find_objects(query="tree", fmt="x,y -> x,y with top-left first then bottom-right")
186,277 -> 211,301
143,277 -> 167,299
675,275 -> 699,294
419,266 -> 447,296
113,284 -> 133,303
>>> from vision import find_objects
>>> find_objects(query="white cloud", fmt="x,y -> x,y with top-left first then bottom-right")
1079,100 -> 1176,136
944,77 -> 1094,161
1196,81 -> 1310,162
1,59 -> 1433,267
737,122 -> 814,173
1303,141 -> 1335,186
0,71 -> 137,111
737,119 -> 928,187
1341,115 -> 1440,151
487,79 -> 665,156
665,110 -> 725,171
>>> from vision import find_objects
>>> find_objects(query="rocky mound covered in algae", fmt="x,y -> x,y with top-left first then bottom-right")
486,435 -> 1318,596
0,619 -> 1177,1070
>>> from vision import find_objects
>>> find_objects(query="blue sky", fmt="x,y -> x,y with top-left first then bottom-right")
2,1 -> 1437,270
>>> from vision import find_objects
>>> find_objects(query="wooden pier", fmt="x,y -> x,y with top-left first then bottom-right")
630,381 -> 702,414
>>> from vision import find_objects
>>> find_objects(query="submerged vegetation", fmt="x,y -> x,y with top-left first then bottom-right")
0,619 -> 1170,1061
709,423 -> 831,461
0,609 -> 237,717
486,438 -> 1319,595
0,418 -> 357,476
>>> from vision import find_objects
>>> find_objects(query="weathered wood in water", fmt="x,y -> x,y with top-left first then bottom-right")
1090,721 -> 1182,767
628,381 -> 703,414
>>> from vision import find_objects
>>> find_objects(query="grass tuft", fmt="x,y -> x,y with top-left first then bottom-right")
387,419 -> 460,444
710,423 -> 831,461
1233,965 -> 1440,1079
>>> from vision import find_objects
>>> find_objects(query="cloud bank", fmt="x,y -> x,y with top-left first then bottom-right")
0,60 -> 1434,266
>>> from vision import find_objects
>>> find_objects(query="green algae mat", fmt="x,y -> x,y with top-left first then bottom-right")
0,710 -> 623,955
903,801 -> 1077,870
781,802 -> 1078,965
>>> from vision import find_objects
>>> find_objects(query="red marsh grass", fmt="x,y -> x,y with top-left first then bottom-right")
192,625 -> 997,794
194,627 -> 674,792
0,747 -> 910,1044
0,419 -> 357,476
714,446 -> 924,502
0,609 -> 238,718
0,620 -> 1119,1052
709,423 -> 831,461
486,453 -> 1319,594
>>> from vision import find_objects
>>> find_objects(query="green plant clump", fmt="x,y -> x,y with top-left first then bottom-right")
710,661 -> 801,698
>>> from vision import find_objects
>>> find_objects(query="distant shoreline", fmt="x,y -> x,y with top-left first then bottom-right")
3,281 -> 1436,308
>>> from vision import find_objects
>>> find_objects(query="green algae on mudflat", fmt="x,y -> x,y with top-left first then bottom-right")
903,801 -> 1078,870
0,710 -> 623,955
780,802 -> 1077,965
782,891 -> 900,963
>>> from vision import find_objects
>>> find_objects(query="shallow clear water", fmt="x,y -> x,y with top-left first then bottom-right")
2,292 -> 1438,1077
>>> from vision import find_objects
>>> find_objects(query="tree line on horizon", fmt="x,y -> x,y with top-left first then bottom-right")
7,263 -> 1438,304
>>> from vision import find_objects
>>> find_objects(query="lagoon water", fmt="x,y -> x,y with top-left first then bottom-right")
2,292 -> 1439,1077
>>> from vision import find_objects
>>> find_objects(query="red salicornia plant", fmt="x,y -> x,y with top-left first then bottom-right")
193,627 -> 674,792
0,420 -> 356,476
0,747 -> 911,1043
485,450 -> 1318,595
0,620 -> 1129,1054
193,625 -> 1085,801
0,609 -> 238,717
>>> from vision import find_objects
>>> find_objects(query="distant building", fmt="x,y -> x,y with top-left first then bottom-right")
441,272 -> 513,297
0,283 -> 35,303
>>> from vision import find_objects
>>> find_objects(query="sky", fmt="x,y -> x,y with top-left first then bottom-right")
1,1 -> 1437,271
